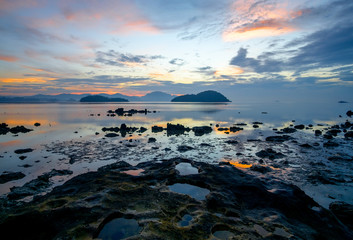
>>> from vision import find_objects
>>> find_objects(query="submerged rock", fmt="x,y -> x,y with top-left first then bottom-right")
0,172 -> 25,184
177,145 -> 194,152
255,148 -> 285,160
0,159 -> 352,239
329,201 -> 353,230
14,148 -> 34,154
265,135 -> 292,142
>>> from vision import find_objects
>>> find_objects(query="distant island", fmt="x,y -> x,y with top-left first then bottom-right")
171,90 -> 231,102
80,95 -> 128,102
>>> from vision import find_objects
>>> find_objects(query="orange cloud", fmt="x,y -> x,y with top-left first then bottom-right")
0,77 -> 49,84
223,0 -> 303,41
0,54 -> 19,62
214,66 -> 244,76
113,20 -> 160,35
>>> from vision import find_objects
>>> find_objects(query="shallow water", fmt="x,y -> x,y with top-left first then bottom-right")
175,162 -> 198,175
168,183 -> 210,200
98,217 -> 141,239
0,101 -> 353,208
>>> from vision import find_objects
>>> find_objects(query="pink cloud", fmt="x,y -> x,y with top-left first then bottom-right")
0,54 -> 19,62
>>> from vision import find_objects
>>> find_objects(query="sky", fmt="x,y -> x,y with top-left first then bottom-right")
0,0 -> 353,102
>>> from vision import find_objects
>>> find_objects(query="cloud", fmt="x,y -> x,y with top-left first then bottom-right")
169,58 -> 185,66
0,54 -> 19,62
95,50 -> 162,67
223,0 -> 304,41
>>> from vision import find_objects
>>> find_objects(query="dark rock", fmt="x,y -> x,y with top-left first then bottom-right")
253,124 -> 259,128
105,133 -> 119,138
256,148 -> 285,159
299,144 -> 312,148
34,123 -> 41,127
344,131 -> 353,139
315,130 -> 322,136
0,123 -> 10,135
294,124 -> 305,130
200,143 -> 213,147
252,122 -> 263,125
225,140 -> 238,145
151,125 -> 163,133
14,148 -> 34,154
148,137 -> 157,143
192,126 -> 212,136
329,201 -> 353,229
282,127 -> 297,133
9,126 -> 33,134
19,156 -> 27,160
347,110 -> 353,117
166,123 -> 190,136
229,126 -> 243,132
323,141 -> 339,148
250,164 -> 272,173
0,172 -> 25,184
137,127 -> 147,133
217,127 -> 229,131
102,127 -> 119,132
338,101 -> 348,103
265,135 -> 292,142
327,129 -> 342,136
177,145 -> 194,152
323,134 -> 333,139
19,164 -> 32,168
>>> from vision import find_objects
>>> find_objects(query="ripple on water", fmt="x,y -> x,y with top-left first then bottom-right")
98,218 -> 141,240
168,183 -> 210,200
175,162 -> 198,175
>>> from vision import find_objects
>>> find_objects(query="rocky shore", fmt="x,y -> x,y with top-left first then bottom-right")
1,158 -> 352,239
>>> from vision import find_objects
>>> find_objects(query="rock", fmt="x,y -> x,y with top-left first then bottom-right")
102,127 -> 120,132
34,123 -> 41,127
192,126 -> 212,136
19,164 -> 32,168
19,156 -> 27,160
256,148 -> 285,159
347,110 -> 353,117
329,201 -> 353,229
151,125 -> 163,133
177,145 -> 194,152
105,133 -> 119,138
252,122 -> 263,125
9,126 -> 33,134
14,148 -> 34,154
148,137 -> 157,143
315,130 -> 322,136
0,123 -> 10,135
327,129 -> 342,136
137,127 -> 147,133
225,140 -> 238,145
250,164 -> 272,173
229,126 -> 243,132
0,172 -> 25,184
323,141 -> 339,148
166,123 -> 190,136
282,127 -> 297,133
308,171 -> 335,184
294,124 -> 305,130
265,135 -> 292,142
0,159 -> 352,239
299,144 -> 312,148
217,127 -> 229,131
344,131 -> 353,139
253,125 -> 259,128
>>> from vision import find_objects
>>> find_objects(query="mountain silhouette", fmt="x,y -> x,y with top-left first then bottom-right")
171,90 -> 231,102
80,95 -> 128,102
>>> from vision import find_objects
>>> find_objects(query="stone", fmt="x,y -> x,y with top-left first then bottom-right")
0,172 -> 25,184
14,148 -> 34,154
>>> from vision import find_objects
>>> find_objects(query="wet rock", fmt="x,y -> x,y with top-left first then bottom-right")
250,164 -> 272,173
34,123 -> 41,127
192,126 -> 212,136
256,148 -> 285,160
323,141 -> 339,148
327,129 -> 342,136
148,137 -> 157,143
0,123 -> 10,135
323,134 -> 334,139
253,124 -> 259,128
0,172 -> 25,184
282,127 -> 297,133
344,131 -> 353,139
166,123 -> 190,136
19,164 -> 32,168
177,145 -> 194,152
308,171 -> 335,185
102,127 -> 119,132
265,135 -> 292,142
252,121 -> 263,125
217,127 -> 229,131
19,156 -> 27,160
229,126 -> 243,132
299,143 -> 313,148
329,201 -> 353,229
225,140 -> 238,145
151,125 -> 163,133
105,133 -> 119,138
0,159 -> 352,239
347,110 -> 353,117
7,169 -> 73,200
137,127 -> 147,133
294,124 -> 305,130
14,148 -> 34,154
9,126 -> 33,134
315,130 -> 322,136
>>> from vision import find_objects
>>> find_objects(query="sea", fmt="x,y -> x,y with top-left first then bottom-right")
0,101 -> 352,207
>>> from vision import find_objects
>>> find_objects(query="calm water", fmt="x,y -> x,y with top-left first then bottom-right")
0,101 -> 352,205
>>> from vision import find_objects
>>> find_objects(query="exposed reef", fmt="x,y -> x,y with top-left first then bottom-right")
0,158 -> 352,239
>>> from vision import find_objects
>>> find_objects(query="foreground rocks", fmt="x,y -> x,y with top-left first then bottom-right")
0,158 -> 352,239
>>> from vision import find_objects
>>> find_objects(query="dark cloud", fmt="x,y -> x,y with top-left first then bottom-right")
95,50 -> 163,67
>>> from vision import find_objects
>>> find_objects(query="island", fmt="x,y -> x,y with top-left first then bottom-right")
171,90 -> 231,102
80,95 -> 128,102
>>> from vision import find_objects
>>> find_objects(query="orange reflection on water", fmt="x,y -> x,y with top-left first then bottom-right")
227,160 -> 252,169
122,169 -> 145,176
3,118 -> 52,126
0,139 -> 22,148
